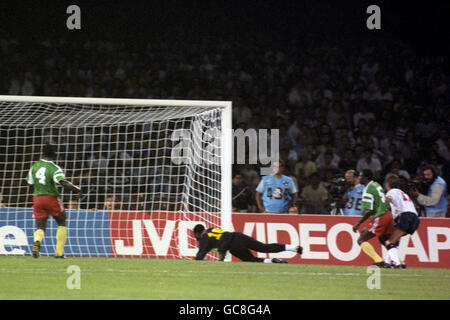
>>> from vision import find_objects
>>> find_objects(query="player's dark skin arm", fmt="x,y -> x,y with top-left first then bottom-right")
196,249 -> 226,261
195,237 -> 213,260
352,209 -> 373,233
353,209 -> 377,245
195,250 -> 208,260
60,180 -> 83,198
195,245 -> 214,261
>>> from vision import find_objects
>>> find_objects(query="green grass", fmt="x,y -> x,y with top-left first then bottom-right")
0,256 -> 449,300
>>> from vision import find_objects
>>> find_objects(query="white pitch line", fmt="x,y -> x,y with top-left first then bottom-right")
1,267 -> 447,279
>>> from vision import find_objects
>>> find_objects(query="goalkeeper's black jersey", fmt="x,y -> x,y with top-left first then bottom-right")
195,227 -> 234,260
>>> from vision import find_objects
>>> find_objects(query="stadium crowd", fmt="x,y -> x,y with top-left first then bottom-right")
0,26 -> 448,216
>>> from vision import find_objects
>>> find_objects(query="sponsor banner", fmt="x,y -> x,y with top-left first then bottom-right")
232,214 -> 450,268
108,211 -> 218,258
0,208 -> 111,256
1,207 -> 448,268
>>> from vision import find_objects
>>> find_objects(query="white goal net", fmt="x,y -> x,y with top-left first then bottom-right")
0,95 -> 232,259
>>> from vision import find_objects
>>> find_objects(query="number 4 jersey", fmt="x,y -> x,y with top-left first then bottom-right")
26,159 -> 67,196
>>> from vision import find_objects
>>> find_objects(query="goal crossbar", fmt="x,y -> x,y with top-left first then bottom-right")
0,95 -> 232,108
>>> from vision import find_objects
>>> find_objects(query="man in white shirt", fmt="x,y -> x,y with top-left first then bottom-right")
383,174 -> 420,269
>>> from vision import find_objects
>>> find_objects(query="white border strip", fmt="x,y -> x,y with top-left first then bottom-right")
0,95 -> 231,108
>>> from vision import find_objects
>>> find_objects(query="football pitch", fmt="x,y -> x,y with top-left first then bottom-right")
0,256 -> 449,300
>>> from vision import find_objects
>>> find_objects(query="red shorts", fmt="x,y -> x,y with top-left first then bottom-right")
33,195 -> 65,219
367,210 -> 394,237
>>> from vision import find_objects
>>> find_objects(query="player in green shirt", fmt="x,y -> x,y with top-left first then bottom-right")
352,169 -> 393,267
26,144 -> 83,258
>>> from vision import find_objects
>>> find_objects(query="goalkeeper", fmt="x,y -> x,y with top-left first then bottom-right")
193,224 -> 303,263
25,144 -> 83,258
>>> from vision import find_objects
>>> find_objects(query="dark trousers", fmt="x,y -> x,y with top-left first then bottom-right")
228,232 -> 285,262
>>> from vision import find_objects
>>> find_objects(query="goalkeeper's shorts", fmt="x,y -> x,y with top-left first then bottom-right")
33,195 -> 65,219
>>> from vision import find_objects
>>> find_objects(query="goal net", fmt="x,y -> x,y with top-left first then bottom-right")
0,95 -> 232,259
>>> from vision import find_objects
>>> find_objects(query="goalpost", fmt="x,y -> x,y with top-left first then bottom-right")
0,95 -> 232,259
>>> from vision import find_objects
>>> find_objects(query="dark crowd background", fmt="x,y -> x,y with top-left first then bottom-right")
0,1 -> 448,214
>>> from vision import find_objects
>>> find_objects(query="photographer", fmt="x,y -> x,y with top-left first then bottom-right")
410,165 -> 448,218
342,169 -> 365,216
324,171 -> 346,215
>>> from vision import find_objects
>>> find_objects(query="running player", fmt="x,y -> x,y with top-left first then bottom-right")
193,224 -> 303,263
26,144 -> 83,258
352,169 -> 393,267
384,174 -> 420,268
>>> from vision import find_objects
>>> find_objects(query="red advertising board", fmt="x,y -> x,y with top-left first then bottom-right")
232,214 -> 450,268
108,211 -> 220,259
107,211 -> 449,268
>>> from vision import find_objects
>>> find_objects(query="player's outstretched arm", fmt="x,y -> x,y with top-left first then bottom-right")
60,180 -> 83,198
195,249 -> 209,260
352,209 -> 372,232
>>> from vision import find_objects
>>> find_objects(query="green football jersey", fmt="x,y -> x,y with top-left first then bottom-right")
361,180 -> 390,218
26,159 -> 67,196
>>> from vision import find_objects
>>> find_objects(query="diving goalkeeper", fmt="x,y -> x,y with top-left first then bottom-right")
193,224 -> 303,263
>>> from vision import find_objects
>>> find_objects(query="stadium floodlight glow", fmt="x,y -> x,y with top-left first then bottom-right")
0,95 -> 232,259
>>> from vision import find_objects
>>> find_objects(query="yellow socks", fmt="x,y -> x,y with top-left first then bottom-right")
56,226 -> 67,256
361,241 -> 383,263
33,229 -> 45,243
33,227 -> 67,256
